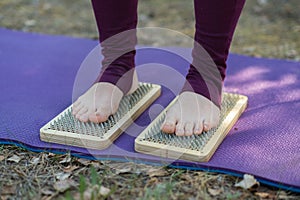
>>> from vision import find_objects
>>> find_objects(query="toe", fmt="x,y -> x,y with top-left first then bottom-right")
90,108 -> 110,123
161,117 -> 177,134
72,103 -> 83,115
175,123 -> 185,136
75,107 -> 88,117
184,122 -> 194,136
77,109 -> 94,123
89,113 -> 109,123
203,118 -> 219,132
78,113 -> 90,122
79,109 -> 98,123
203,117 -> 219,131
194,121 -> 204,135
88,113 -> 100,123
73,99 -> 81,107
203,120 -> 211,132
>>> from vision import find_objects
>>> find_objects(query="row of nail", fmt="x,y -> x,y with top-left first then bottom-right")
48,83 -> 154,137
141,111 -> 215,151
49,110 -> 106,137
115,83 -> 152,117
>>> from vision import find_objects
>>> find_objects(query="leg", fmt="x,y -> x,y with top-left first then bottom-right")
162,0 -> 245,135
73,0 -> 139,123
93,0 -> 139,95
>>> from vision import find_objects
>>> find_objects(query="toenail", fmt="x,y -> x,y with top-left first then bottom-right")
195,129 -> 202,133
203,124 -> 209,130
165,122 -> 172,126
186,131 -> 192,135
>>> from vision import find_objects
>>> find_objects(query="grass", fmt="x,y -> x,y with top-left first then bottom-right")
0,145 -> 299,199
0,0 -> 300,199
0,0 -> 298,60
143,182 -> 175,200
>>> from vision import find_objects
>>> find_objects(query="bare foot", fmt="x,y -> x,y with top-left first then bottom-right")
161,91 -> 220,136
72,70 -> 138,123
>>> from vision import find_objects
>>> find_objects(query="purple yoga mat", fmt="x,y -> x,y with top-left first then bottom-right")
0,28 -> 299,191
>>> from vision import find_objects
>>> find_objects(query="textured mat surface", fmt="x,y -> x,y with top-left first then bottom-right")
0,28 -> 299,192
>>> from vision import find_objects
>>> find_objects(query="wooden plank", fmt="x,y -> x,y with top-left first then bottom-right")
40,83 -> 161,150
134,93 -> 248,162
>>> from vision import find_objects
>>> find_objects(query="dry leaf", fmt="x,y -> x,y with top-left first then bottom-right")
99,186 -> 110,196
73,190 -> 93,200
108,162 -> 151,175
108,162 -> 133,174
7,155 -> 21,163
91,161 -> 103,169
1,195 -> 12,200
85,189 -> 94,200
41,196 -> 53,200
76,158 -> 91,166
13,168 -> 26,177
54,181 -> 70,193
59,156 -> 71,164
41,188 -> 55,195
24,19 -> 36,27
53,179 -> 77,192
73,185 -> 110,200
148,177 -> 159,185
1,185 -> 16,195
234,174 -> 259,189
72,192 -> 81,200
208,188 -> 221,196
278,191 -> 289,199
55,172 -> 71,181
115,167 -> 132,174
30,157 -> 40,165
48,153 -> 55,157
63,165 -> 79,173
147,168 -> 168,177
255,192 -> 269,198
0,155 -> 5,161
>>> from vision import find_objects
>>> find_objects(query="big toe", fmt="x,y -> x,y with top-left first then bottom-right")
203,119 -> 219,132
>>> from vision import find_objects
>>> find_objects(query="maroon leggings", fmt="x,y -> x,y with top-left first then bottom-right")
91,0 -> 245,107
